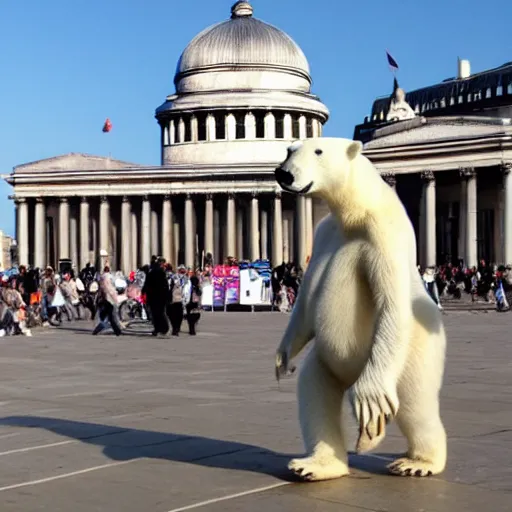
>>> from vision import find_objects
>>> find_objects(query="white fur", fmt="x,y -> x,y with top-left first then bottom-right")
275,138 -> 447,481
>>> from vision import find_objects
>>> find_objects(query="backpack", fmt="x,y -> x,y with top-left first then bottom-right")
170,277 -> 182,303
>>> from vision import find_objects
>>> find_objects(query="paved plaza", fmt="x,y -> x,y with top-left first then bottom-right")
0,311 -> 509,511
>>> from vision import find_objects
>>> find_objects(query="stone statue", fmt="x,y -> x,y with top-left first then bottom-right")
386,87 -> 416,122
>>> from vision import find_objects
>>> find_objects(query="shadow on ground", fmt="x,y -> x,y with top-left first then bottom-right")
0,416 -> 391,480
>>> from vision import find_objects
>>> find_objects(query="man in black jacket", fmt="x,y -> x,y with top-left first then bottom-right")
143,257 -> 170,336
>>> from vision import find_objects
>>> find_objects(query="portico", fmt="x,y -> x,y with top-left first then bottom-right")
363,117 -> 512,267
10,160 -> 317,273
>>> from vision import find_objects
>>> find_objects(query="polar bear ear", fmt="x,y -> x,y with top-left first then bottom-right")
346,140 -> 363,161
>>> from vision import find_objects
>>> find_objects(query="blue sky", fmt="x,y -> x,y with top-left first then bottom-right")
1,0 -> 510,236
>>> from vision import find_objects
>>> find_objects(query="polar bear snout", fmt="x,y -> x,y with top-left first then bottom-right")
275,166 -> 295,186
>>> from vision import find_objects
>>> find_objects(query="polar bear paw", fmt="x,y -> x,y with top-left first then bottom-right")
387,457 -> 440,477
288,456 -> 349,481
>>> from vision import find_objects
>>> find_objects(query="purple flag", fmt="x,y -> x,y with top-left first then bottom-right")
386,51 -> 399,70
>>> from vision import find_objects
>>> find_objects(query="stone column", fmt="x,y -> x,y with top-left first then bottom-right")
458,178 -> 467,261
184,194 -> 195,268
16,198 -> 29,265
283,114 -> 293,139
298,115 -> 307,139
312,119 -> 320,137
283,218 -> 290,263
162,195 -> 173,264
169,120 -> 175,144
204,194 -> 214,258
151,203 -> 159,257
34,198 -> 46,269
226,194 -> 236,258
226,114 -> 236,141
421,171 -> 436,267
305,196 -> 313,259
141,195 -> 151,265
245,112 -> 256,139
460,167 -> 478,268
70,209 -> 78,268
99,196 -> 110,260
296,195 -> 307,268
206,114 -> 216,141
502,162 -> 512,265
59,197 -> 70,260
131,208 -> 138,269
264,112 -> 276,139
121,196 -> 132,273
178,118 -> 185,143
163,125 -> 169,146
272,192 -> 283,265
260,207 -> 268,260
191,116 -> 198,142
80,197 -> 90,268
381,172 -> 397,191
250,192 -> 260,261
236,205 -> 244,259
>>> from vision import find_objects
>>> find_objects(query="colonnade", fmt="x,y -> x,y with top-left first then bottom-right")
382,162 -> 512,268
15,192 -> 315,273
161,110 -> 323,145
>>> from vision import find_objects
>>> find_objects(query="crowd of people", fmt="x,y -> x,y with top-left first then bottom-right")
0,255 -> 304,338
420,260 -> 512,311
0,258 -> 206,338
0,255 -> 509,338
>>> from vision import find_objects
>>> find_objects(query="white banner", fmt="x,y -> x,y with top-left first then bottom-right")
201,283 -> 214,307
239,269 -> 271,306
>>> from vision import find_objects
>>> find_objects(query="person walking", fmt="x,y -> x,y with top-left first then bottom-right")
92,267 -> 122,336
143,257 -> 170,337
185,276 -> 202,336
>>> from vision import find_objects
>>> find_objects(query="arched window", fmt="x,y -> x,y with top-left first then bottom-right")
215,113 -> 226,140
235,112 -> 245,139
292,115 -> 300,139
275,113 -> 284,139
197,113 -> 207,141
184,115 -> 192,142
255,112 -> 265,138
173,120 -> 179,143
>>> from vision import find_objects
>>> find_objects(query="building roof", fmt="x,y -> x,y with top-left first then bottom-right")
13,153 -> 143,174
174,1 -> 310,84
363,116 -> 512,149
370,61 -> 512,121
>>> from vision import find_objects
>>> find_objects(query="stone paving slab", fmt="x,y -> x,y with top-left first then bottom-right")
0,311 -> 510,511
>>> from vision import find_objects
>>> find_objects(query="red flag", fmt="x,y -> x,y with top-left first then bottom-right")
102,118 -> 112,133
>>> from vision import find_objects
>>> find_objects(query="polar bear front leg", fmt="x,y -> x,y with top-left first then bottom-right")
289,349 -> 349,481
275,284 -> 314,379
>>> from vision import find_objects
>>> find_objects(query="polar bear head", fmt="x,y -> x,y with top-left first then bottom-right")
274,138 -> 364,199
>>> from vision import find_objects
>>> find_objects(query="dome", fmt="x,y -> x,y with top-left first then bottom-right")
175,1 -> 311,84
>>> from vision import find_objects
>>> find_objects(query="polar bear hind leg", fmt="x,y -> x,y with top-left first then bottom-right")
388,361 -> 447,477
289,349 -> 349,481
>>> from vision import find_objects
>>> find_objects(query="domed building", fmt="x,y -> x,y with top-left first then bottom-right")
6,1 -> 329,272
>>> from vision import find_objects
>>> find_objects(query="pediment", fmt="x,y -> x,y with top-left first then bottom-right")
13,153 -> 143,174
364,116 -> 512,150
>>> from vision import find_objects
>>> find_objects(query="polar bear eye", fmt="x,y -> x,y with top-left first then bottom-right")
315,149 -> 323,156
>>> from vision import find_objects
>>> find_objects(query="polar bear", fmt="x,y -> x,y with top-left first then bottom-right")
274,138 -> 447,481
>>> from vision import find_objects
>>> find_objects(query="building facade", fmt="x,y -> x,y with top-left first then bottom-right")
7,1 -> 329,272
354,59 -> 512,268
